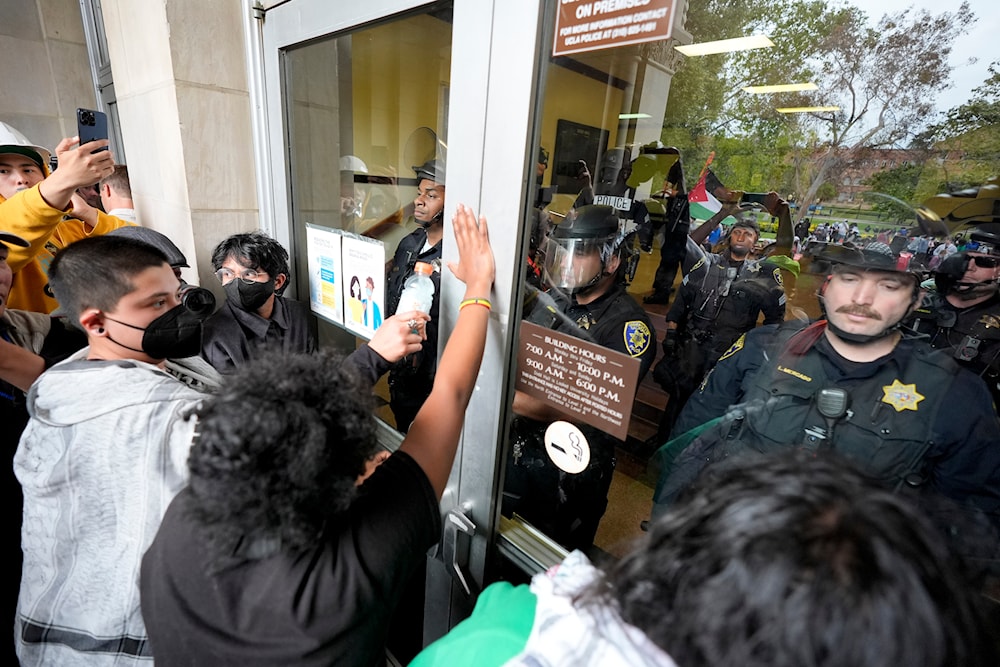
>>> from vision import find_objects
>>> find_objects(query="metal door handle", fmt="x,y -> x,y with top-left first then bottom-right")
441,507 -> 476,596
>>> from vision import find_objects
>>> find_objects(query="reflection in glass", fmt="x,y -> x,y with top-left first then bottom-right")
505,0 -> 996,560
283,3 -> 454,432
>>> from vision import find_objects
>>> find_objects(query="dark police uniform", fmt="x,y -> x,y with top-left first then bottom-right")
504,283 -> 655,551
385,226 -> 442,432
655,321 -> 1000,543
641,193 -> 689,299
652,250 -> 786,439
908,290 -> 1000,409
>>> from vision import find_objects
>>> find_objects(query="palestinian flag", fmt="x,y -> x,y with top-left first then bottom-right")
688,165 -> 735,224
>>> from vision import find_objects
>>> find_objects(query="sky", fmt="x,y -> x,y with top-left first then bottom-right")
850,0 -> 996,112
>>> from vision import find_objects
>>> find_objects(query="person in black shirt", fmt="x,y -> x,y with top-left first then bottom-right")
201,231 -> 316,373
140,203 -> 494,667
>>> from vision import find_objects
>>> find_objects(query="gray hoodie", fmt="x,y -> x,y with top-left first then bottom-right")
14,350 -> 220,666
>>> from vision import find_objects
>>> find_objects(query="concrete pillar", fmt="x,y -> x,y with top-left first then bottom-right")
0,0 -> 96,149
100,0 -> 258,290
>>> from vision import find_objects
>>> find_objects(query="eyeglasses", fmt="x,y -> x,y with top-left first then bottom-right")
970,256 -> 1000,269
215,267 -> 265,284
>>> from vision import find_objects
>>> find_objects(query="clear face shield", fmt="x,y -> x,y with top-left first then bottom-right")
542,235 -> 614,294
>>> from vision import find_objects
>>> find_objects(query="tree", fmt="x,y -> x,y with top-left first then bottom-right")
663,1 -> 975,220
864,163 -> 924,220
770,3 -> 974,221
663,0 -> 824,189
921,60 -> 1000,193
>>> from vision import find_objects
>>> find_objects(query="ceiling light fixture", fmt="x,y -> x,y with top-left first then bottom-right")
675,35 -> 774,57
618,113 -> 651,120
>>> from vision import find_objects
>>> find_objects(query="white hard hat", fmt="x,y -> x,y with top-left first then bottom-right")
0,122 -> 51,169
339,155 -> 368,174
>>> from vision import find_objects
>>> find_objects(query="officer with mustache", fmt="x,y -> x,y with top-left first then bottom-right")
652,242 -> 1000,567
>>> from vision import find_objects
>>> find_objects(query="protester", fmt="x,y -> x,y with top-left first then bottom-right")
201,231 -> 316,373
14,236 -> 220,665
0,228 -> 86,663
0,122 -> 127,313
414,453 -> 998,667
139,203 -> 495,666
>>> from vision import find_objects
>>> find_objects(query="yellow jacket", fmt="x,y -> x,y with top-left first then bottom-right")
1,185 -> 134,313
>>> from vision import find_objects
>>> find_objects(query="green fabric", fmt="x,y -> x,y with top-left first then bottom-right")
652,416 -> 723,500
408,581 -> 537,667
763,254 -> 800,277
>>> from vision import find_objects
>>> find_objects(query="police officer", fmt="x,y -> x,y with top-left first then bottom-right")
653,242 -> 1000,550
641,146 -> 689,305
907,228 -> 1000,409
504,205 -> 655,551
385,159 -> 445,432
651,198 -> 786,440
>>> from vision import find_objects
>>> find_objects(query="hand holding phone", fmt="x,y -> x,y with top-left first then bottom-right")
77,108 -> 109,153
739,191 -> 769,205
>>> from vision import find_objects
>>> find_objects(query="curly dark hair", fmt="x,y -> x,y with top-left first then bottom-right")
186,349 -> 377,560
585,452 -> 997,667
210,232 -> 291,295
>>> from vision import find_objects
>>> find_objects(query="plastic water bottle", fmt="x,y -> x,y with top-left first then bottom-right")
397,261 -> 435,315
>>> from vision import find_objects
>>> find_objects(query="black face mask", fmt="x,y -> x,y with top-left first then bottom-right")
105,304 -> 206,360
224,277 -> 275,312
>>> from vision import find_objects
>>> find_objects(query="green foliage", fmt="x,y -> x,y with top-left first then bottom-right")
864,164 -> 923,218
816,182 -> 837,201
923,60 -> 1000,191
657,0 -> 985,213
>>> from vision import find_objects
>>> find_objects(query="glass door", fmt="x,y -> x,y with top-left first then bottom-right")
252,0 -> 544,656
254,0 -> 1000,656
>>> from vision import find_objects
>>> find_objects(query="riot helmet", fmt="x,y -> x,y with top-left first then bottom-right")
594,148 -> 632,197
411,159 -> 446,228
412,158 -> 445,185
543,205 -> 636,295
818,242 -> 924,344
933,229 -> 1000,297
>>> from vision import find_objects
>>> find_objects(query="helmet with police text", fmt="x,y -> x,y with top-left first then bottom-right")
818,241 -> 924,343
933,229 -> 1000,295
0,122 -> 51,176
543,205 -> 637,294
594,147 -> 632,196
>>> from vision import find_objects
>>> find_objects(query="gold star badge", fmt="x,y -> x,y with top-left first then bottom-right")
881,379 -> 925,412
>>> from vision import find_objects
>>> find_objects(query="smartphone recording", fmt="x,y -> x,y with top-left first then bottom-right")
77,108 -> 109,153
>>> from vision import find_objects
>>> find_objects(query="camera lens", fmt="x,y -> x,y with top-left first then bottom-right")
81,111 -> 95,125
180,286 -> 216,318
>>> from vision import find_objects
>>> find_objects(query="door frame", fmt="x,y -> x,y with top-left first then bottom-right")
245,0 -> 546,644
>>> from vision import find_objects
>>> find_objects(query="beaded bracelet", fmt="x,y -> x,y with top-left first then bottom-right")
460,298 -> 492,311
